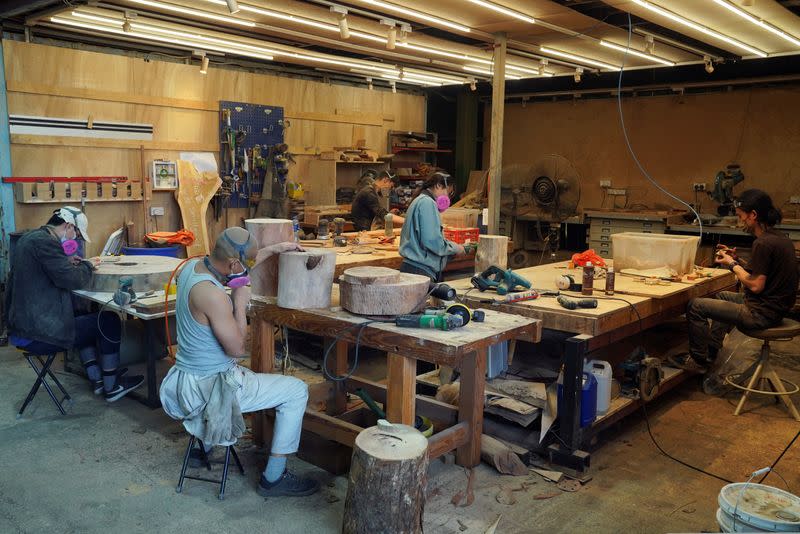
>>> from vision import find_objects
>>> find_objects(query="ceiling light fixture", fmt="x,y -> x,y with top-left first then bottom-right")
465,0 -> 535,24
633,28 -> 719,59
574,67 -> 583,83
330,5 -> 350,39
540,46 -> 620,70
711,0 -> 800,48
538,58 -> 548,75
127,0 -> 255,27
600,40 -> 676,66
398,23 -> 411,44
644,34 -> 655,53
366,77 -> 373,90
390,80 -> 396,93
704,55 -> 715,73
631,0 -> 767,57
199,53 -> 209,73
382,19 -> 397,49
469,78 -> 476,91
355,0 -> 471,33
463,66 -> 521,80
225,0 -> 239,14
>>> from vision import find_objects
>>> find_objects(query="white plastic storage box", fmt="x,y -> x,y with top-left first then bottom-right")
611,232 -> 700,275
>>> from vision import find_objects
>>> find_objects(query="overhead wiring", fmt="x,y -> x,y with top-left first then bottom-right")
617,14 -> 703,238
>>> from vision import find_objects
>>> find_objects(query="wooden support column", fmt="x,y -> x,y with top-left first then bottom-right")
250,317 -> 275,447
487,32 -> 507,235
386,353 -> 417,425
455,347 -> 487,467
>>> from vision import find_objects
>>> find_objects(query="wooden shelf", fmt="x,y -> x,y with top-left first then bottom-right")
392,147 -> 451,154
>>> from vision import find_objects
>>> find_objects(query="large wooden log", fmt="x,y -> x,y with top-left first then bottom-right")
277,250 -> 336,309
339,267 -> 429,315
475,234 -> 508,274
244,218 -> 293,297
89,256 -> 183,292
343,420 -> 428,534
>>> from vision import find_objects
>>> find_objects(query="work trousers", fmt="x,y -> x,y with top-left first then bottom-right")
23,312 -> 121,355
686,291 -> 777,363
235,366 -> 309,455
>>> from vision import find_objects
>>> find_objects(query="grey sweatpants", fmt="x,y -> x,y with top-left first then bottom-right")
686,291 -> 777,363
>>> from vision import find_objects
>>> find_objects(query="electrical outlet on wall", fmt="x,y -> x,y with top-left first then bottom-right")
150,206 -> 165,216
693,183 -> 706,192
599,180 -> 612,188
607,188 -> 627,196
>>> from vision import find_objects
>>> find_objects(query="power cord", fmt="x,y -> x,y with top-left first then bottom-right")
97,299 -> 121,344
617,14 -> 703,238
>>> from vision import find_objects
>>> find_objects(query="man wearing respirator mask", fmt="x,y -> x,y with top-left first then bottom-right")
398,172 -> 466,283
159,227 -> 319,497
5,206 -> 144,402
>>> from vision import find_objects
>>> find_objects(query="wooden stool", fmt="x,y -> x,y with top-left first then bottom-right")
725,319 -> 800,421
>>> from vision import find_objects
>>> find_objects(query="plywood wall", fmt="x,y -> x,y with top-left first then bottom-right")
3,40 -> 426,255
490,86 -> 800,215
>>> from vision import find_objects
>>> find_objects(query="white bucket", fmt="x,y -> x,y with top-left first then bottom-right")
584,359 -> 612,416
718,483 -> 800,532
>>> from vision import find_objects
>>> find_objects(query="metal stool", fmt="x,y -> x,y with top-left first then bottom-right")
724,319 -> 800,421
176,435 -> 245,500
17,351 -> 72,418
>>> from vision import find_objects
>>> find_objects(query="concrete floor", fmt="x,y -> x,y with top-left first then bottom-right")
1,341 -> 799,534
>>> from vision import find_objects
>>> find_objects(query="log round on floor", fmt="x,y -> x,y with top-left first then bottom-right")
244,218 -> 293,297
342,420 -> 429,534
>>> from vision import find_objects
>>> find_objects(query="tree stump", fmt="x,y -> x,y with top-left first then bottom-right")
244,218 -> 293,297
475,235 -> 508,274
277,250 -> 336,309
339,267 -> 430,315
343,420 -> 429,534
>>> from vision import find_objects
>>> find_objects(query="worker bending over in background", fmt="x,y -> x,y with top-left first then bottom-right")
350,170 -> 405,231
5,206 -> 144,402
399,172 -> 466,283
159,227 -> 319,497
682,189 -> 798,370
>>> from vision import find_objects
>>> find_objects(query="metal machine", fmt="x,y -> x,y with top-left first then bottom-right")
708,164 -> 745,216
500,155 -> 581,268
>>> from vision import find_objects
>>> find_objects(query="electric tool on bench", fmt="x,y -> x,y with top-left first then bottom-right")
424,303 -> 485,325
470,265 -> 531,296
395,313 -> 463,330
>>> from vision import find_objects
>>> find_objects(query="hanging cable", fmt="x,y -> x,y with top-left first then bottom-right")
617,14 -> 703,238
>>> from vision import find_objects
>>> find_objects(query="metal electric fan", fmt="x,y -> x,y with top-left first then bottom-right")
500,155 -> 581,268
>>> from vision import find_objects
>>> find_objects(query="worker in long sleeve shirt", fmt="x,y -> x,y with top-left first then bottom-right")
399,172 -> 466,282
350,171 -> 405,231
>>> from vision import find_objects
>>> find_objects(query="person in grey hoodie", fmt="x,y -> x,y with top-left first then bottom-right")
399,172 -> 466,282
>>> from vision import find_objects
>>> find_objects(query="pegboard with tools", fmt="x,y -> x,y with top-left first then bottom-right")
218,101 -> 288,211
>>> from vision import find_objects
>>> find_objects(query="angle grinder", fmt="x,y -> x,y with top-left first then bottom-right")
424,303 -> 485,326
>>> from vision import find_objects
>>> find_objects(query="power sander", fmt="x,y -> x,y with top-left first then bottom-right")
112,276 -> 137,306
470,265 -> 531,296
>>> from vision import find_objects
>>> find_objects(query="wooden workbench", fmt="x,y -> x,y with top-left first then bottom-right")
447,260 -> 736,466
320,245 -> 475,279
248,289 -> 541,468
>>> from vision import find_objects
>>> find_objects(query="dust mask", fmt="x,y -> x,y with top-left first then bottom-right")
436,195 -> 450,213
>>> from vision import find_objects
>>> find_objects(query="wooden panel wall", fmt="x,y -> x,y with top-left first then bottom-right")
489,86 -> 800,215
3,40 -> 426,255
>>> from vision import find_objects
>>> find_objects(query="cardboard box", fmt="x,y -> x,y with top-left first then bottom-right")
440,208 -> 481,229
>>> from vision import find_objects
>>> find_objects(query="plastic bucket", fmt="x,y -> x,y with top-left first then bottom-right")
584,360 -> 613,416
121,245 -> 180,258
718,483 -> 800,532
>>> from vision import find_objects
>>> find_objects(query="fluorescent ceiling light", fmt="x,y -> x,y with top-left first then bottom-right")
633,28 -> 719,59
540,46 -> 620,70
52,16 -> 272,59
600,40 -> 676,66
355,0 -> 471,33
465,0 -> 535,24
463,66 -> 522,80
711,0 -> 800,48
631,0 -> 767,57
127,0 -> 255,27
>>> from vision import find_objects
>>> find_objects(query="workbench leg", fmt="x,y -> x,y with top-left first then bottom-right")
456,348 -> 486,468
325,338 -> 349,416
386,353 -> 416,425
250,318 -> 275,448
548,335 -> 591,473
144,319 -> 160,409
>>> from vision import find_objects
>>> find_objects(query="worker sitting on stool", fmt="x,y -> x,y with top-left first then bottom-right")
399,172 -> 466,283
679,189 -> 798,371
5,206 -> 144,401
159,227 -> 319,497
350,170 -> 405,231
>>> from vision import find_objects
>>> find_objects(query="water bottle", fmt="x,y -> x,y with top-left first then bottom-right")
291,216 -> 300,242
